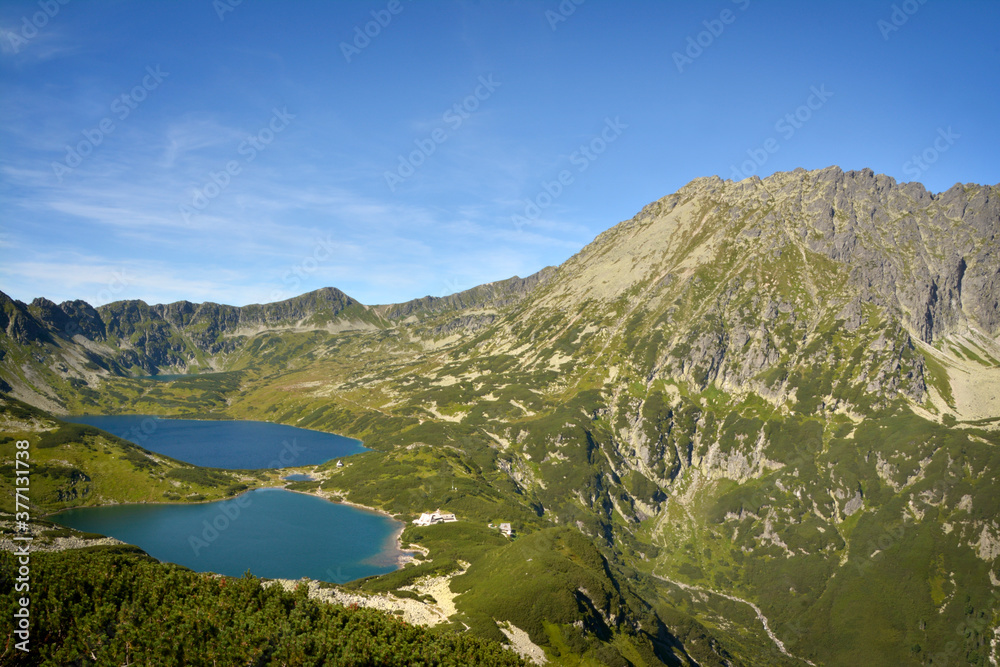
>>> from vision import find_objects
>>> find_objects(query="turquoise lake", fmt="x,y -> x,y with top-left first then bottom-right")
52,416 -> 397,583
51,488 -> 401,582
63,415 -> 365,469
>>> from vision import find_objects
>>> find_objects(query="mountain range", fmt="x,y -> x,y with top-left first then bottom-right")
2,166 -> 999,666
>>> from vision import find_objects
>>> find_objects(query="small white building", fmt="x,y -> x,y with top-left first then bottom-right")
413,510 -> 458,526
336,460 -> 344,468
499,522 -> 513,537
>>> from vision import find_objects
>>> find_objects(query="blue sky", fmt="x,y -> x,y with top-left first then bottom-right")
1,0 -> 998,308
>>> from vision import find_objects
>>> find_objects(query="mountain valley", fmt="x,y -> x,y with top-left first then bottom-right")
3,166 -> 1000,666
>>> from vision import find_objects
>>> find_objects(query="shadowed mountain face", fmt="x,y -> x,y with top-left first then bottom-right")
3,167 -> 999,666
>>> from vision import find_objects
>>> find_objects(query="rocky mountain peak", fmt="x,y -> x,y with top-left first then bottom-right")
539,167 -> 998,342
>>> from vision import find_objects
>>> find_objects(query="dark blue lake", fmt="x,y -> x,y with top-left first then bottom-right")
63,415 -> 365,469
51,488 -> 402,582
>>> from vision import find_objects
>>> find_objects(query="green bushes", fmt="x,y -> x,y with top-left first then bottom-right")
120,445 -> 159,470
166,466 -> 229,488
33,463 -> 89,482
0,547 -> 527,666
36,423 -> 103,449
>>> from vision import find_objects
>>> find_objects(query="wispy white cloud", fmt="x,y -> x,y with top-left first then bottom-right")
160,115 -> 246,169
0,251 -> 282,307
0,23 -> 81,62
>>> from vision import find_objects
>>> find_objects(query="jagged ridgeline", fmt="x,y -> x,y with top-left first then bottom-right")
2,167 -> 999,666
